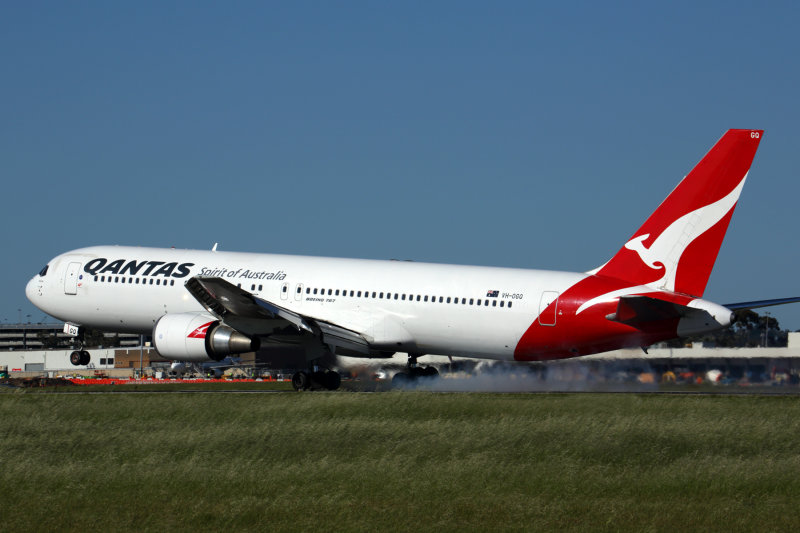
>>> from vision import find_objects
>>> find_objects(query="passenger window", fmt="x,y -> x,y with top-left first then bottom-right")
394,294 -> 399,300
462,298 -> 466,304
314,288 -> 318,295
379,292 -> 384,299
328,289 -> 332,296
372,292 -> 376,298
350,291 -> 354,297
424,295 -> 429,302
402,294 -> 406,301
492,300 -> 497,307
306,288 -> 310,294
446,297 -> 451,303
508,302 -> 513,308
416,295 -> 421,302
469,298 -> 474,305
171,280 -> 175,286
335,290 -> 340,296
500,301 -> 505,307
357,291 -> 362,297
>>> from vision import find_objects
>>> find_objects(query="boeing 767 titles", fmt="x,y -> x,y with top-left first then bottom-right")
26,129 -> 800,389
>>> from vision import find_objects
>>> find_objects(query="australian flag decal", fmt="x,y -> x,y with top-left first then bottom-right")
486,290 -> 499,298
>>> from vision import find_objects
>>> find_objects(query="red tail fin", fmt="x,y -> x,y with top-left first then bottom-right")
593,129 -> 763,297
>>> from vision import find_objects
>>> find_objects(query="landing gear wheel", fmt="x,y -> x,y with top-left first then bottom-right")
392,372 -> 410,388
292,371 -> 310,391
422,366 -> 439,378
70,351 -> 82,366
324,370 -> 341,391
79,351 -> 90,366
311,370 -> 328,389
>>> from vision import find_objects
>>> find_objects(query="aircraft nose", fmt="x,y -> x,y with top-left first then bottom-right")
25,276 -> 39,303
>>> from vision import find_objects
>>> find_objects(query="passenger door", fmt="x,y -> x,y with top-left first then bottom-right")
64,262 -> 81,295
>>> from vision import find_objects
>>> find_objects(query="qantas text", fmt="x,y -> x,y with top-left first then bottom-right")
84,258 -> 194,278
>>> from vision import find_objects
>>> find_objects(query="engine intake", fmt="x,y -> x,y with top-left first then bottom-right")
153,312 -> 260,362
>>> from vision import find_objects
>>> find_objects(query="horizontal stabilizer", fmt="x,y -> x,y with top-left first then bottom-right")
723,296 -> 800,311
606,295 -> 686,327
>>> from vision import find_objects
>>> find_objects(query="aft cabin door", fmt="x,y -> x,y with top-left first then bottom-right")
64,262 -> 81,295
538,291 -> 559,326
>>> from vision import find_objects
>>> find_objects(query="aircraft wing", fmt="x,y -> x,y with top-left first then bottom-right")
185,277 -> 372,355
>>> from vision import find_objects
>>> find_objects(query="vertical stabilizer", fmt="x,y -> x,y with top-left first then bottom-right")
593,129 -> 763,297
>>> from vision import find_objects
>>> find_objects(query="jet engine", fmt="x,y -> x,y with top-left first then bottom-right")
153,312 -> 260,362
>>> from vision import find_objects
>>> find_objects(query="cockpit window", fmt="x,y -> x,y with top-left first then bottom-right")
39,265 -> 49,276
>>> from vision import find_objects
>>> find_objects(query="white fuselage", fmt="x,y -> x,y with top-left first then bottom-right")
26,245 -> 585,361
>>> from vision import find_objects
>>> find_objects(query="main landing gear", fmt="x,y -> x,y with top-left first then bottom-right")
291,367 -> 342,391
391,354 -> 439,388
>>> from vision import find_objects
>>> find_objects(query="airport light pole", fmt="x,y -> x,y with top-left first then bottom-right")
139,334 -> 144,379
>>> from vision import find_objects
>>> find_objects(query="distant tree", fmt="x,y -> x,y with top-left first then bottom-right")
680,309 -> 786,348
82,328 -> 108,348
36,331 -> 63,349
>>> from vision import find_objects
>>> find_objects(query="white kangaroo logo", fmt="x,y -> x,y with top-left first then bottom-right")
576,175 -> 748,315
623,175 -> 746,293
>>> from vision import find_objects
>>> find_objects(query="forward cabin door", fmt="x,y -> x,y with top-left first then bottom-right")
64,262 -> 81,295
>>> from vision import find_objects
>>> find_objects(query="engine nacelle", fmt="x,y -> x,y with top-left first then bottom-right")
153,312 -> 260,362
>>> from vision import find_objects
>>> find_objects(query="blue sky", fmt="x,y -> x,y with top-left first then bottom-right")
3,2 -> 800,330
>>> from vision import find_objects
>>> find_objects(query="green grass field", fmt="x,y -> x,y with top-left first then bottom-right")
2,389 -> 799,532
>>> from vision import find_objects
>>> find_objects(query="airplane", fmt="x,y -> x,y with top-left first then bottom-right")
25,129 -> 800,390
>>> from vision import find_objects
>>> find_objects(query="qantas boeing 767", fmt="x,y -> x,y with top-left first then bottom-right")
25,129 -> 799,389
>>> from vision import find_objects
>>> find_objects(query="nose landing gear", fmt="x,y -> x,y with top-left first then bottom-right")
68,326 -> 91,366
69,350 -> 91,366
